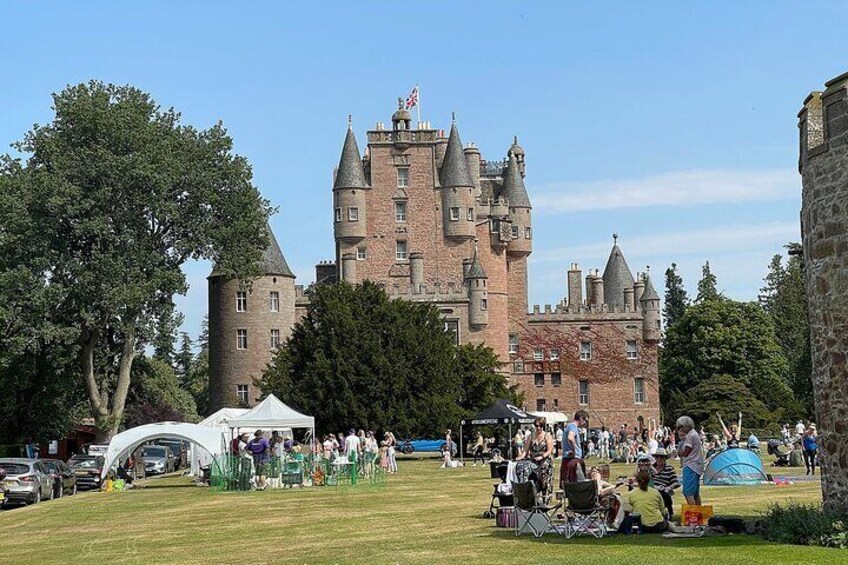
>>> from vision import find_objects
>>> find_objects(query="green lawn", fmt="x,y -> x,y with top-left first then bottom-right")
0,457 -> 836,565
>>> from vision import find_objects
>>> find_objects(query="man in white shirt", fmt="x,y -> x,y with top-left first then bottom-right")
795,421 -> 806,437
555,426 -> 564,458
344,429 -> 361,459
599,427 -> 610,459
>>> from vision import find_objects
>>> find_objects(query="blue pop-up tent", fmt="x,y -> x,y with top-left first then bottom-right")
703,448 -> 769,485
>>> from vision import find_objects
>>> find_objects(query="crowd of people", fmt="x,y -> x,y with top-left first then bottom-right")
228,428 -> 399,490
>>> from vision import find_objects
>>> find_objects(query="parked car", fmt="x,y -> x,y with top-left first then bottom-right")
141,445 -> 175,475
155,440 -> 187,470
0,458 -> 54,506
68,454 -> 106,490
42,458 -> 77,498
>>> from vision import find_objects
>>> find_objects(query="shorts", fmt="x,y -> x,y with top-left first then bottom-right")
682,466 -> 701,497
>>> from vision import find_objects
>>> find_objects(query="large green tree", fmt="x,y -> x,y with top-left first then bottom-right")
258,281 -> 516,438
695,261 -> 722,303
663,262 -> 689,330
760,243 -> 813,416
660,298 -> 799,424
124,356 -> 200,428
0,81 -> 271,440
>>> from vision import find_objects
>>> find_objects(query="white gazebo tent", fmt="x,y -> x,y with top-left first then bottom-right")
528,411 -> 569,426
226,394 -> 315,452
100,422 -> 225,480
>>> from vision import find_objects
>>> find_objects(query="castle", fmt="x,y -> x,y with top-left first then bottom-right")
209,100 -> 661,429
798,72 -> 848,510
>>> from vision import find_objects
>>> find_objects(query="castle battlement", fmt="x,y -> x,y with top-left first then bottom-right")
387,281 -> 468,301
798,72 -> 848,171
527,301 -> 644,321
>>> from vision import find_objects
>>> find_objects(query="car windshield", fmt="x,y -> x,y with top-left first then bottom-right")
70,457 -> 103,469
0,463 -> 30,475
142,447 -> 166,458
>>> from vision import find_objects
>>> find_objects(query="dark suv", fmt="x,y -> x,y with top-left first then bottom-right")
68,455 -> 106,490
42,458 -> 77,498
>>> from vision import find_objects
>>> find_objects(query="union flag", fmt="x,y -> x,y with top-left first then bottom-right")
405,86 -> 418,110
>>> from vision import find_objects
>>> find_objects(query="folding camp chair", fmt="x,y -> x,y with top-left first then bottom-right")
562,480 -> 608,538
512,481 -> 562,538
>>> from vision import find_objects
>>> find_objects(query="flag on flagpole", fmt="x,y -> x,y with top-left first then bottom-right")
405,85 -> 419,110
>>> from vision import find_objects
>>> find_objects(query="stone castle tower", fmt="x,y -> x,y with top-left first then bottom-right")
798,72 -> 848,511
207,226 -> 296,411
207,100 -> 661,426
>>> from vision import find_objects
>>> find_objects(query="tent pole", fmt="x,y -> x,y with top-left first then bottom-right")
509,422 -> 513,460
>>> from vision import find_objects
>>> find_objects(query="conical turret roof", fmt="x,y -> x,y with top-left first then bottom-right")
261,222 -> 295,278
466,246 -> 487,279
602,237 -> 635,308
640,273 -> 659,302
501,152 -> 531,208
333,125 -> 368,190
439,122 -> 474,187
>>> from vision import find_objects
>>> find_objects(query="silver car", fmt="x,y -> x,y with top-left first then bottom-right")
0,459 -> 54,506
141,445 -> 174,475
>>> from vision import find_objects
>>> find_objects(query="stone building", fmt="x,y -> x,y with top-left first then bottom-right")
208,101 -> 661,429
798,72 -> 848,511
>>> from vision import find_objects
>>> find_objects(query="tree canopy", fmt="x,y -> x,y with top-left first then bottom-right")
660,298 -> 799,427
258,281 -> 519,438
663,262 -> 688,330
0,81 -> 272,439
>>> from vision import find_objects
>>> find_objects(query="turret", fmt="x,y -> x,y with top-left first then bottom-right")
439,120 -> 476,240
341,252 -> 357,284
509,136 -> 526,177
640,272 -> 661,342
410,252 -> 424,291
602,234 -> 635,308
391,98 -> 412,131
465,245 -> 488,327
502,152 -> 532,257
567,263 -> 583,308
333,119 -> 369,244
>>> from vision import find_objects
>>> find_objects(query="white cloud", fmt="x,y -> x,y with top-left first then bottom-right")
534,221 -> 799,264
531,168 -> 799,213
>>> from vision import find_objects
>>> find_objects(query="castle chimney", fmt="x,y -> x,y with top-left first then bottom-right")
591,269 -> 605,305
410,252 -> 424,291
568,262 -> 583,307
623,286 -> 635,312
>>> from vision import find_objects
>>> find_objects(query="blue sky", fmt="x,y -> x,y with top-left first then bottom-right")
2,2 -> 846,342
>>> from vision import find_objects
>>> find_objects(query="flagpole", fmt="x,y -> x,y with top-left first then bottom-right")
416,84 -> 421,126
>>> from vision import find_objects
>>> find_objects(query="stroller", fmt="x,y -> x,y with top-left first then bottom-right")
767,439 -> 793,466
483,461 -> 513,518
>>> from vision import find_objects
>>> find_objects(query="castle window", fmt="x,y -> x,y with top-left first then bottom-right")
395,240 -> 408,261
334,208 -> 342,222
626,340 -> 638,360
348,207 -> 359,221
536,398 -> 546,411
580,341 -> 592,361
579,379 -> 589,405
443,319 -> 459,345
533,348 -> 544,361
513,360 -> 524,373
634,377 -> 646,404
270,329 -> 280,349
397,167 -> 409,188
235,291 -> 247,312
480,298 -> 487,311
550,348 -> 560,361
269,291 -> 279,312
395,201 -> 407,222
357,248 -> 367,260
236,385 -> 249,406
511,225 -> 519,239
534,373 -> 544,387
551,372 -> 562,386
490,219 -> 499,233
467,207 -> 474,221
449,207 -> 460,221
553,398 -> 559,408
236,329 -> 248,350
508,334 -> 519,354
656,320 -> 661,330
525,226 -> 532,239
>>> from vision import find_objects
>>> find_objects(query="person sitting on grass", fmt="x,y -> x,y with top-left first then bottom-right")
651,448 -> 679,518
619,469 -> 669,533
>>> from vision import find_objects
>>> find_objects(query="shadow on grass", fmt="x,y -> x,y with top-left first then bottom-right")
487,528 -> 773,547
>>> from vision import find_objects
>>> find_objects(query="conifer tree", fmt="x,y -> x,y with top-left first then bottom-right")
695,261 -> 722,303
663,263 -> 688,330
